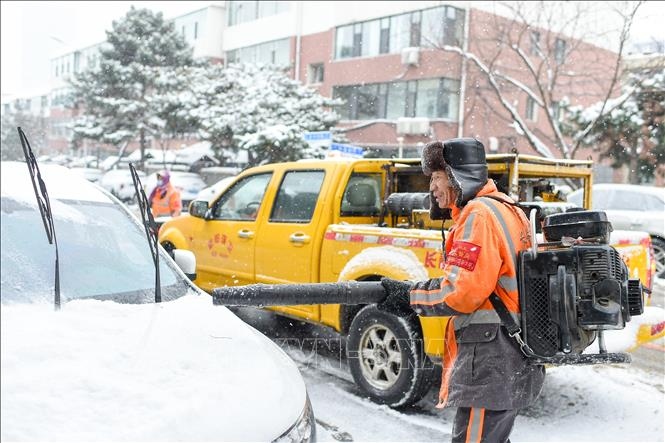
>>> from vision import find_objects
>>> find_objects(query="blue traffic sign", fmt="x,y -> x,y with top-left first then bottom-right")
303,131 -> 332,141
329,143 -> 365,157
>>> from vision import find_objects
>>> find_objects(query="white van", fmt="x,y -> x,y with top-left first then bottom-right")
0,161 -> 315,441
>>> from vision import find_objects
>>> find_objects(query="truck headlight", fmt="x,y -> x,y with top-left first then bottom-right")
273,394 -> 316,442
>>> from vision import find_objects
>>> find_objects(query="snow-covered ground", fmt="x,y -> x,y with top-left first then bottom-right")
295,353 -> 664,442
235,279 -> 665,443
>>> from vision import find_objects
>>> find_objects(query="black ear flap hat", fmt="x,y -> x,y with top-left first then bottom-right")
422,137 -> 488,210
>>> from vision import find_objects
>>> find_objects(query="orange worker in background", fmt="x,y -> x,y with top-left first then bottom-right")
149,170 -> 182,217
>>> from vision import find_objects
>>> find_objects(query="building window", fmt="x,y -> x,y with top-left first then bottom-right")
405,80 -> 417,117
422,6 -> 464,48
383,82 -> 403,119
308,63 -> 324,84
352,23 -> 363,57
526,96 -> 537,121
410,12 -> 422,47
379,18 -> 391,54
333,77 -> 460,121
530,31 -> 541,56
391,13 -> 412,52
335,24 -> 355,58
550,100 -> 563,121
334,5 -> 464,60
194,22 -> 198,39
228,1 -> 289,26
227,38 -> 290,67
554,38 -> 566,64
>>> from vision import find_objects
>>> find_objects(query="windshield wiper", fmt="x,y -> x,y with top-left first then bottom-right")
18,127 -> 61,310
128,163 -> 161,303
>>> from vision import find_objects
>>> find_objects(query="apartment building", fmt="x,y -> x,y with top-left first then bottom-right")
225,1 -> 622,160
27,1 -> 623,165
2,92 -> 50,118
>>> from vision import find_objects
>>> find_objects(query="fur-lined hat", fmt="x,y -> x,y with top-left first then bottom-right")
422,138 -> 488,212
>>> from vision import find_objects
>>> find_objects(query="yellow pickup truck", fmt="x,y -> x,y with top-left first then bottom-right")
159,154 -> 657,406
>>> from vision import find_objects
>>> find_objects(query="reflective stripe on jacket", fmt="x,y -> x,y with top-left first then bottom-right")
151,184 -> 182,217
410,180 -> 545,410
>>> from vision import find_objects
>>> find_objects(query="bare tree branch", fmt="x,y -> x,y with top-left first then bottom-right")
570,1 -> 643,158
442,44 -> 555,157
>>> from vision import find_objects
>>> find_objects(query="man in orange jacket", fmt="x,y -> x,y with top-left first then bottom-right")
380,138 -> 545,443
149,170 -> 182,218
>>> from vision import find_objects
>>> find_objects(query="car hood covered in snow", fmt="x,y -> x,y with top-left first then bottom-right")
1,292 -> 306,441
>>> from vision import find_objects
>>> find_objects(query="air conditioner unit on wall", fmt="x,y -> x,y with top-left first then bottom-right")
396,117 -> 430,135
410,117 -> 429,134
396,118 -> 411,134
401,47 -> 420,65
489,136 -> 499,152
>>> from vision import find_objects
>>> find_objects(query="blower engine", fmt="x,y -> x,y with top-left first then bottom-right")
517,209 -> 644,364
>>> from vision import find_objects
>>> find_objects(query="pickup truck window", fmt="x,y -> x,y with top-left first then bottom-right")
341,173 -> 382,216
270,170 -> 325,223
212,172 -> 272,220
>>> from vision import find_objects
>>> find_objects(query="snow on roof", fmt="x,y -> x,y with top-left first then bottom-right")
174,141 -> 219,165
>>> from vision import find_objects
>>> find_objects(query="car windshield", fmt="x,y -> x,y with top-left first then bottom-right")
1,196 -> 188,304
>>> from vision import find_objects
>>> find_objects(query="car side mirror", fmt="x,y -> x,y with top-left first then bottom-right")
189,200 -> 209,219
172,249 -> 197,281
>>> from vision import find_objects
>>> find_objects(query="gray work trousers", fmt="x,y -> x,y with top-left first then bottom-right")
451,407 -> 518,443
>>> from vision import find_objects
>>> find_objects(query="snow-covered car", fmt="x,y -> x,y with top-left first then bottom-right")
69,166 -> 104,183
143,171 -> 207,211
0,161 -> 315,442
98,168 -> 146,203
195,175 -> 236,202
568,183 -> 665,277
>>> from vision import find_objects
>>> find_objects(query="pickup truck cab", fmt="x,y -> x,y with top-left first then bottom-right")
160,154 -> 657,406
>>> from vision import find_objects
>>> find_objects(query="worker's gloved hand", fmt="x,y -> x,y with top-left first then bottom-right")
378,277 -> 414,315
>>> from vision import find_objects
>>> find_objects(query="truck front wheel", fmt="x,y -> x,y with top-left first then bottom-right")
347,305 -> 435,407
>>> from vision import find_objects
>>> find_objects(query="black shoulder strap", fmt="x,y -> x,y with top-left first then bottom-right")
489,292 -> 538,358
488,292 -> 521,335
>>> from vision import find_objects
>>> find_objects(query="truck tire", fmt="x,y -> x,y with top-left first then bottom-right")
347,305 -> 435,408
652,237 -> 665,278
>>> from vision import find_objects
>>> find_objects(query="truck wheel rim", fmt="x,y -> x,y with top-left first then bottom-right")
358,324 -> 403,390
654,243 -> 664,277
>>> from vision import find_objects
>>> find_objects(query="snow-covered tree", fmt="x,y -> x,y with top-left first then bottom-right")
567,68 -> 665,183
69,7 -> 195,168
426,1 -> 641,159
1,112 -> 48,161
173,63 -> 341,166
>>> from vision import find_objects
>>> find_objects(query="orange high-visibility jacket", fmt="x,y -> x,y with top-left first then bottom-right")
151,183 -> 182,217
410,180 -> 545,410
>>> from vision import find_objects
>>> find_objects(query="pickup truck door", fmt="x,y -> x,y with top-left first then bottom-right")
255,169 -> 327,321
193,172 -> 272,289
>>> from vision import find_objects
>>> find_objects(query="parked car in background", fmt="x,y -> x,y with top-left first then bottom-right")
568,183 -> 665,277
143,171 -> 207,211
98,168 -> 146,203
195,176 -> 236,202
69,166 -> 104,183
0,161 -> 315,442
